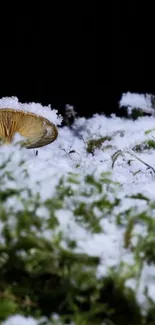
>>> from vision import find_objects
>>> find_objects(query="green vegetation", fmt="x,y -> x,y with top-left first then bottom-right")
133,139 -> 155,152
1,148 -> 155,325
87,136 -> 112,154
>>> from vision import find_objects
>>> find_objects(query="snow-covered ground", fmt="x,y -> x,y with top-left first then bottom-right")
1,93 -> 155,324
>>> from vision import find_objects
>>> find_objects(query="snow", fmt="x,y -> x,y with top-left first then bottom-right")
2,93 -> 155,323
2,315 -> 39,325
2,315 -> 72,325
119,92 -> 153,109
119,91 -> 155,115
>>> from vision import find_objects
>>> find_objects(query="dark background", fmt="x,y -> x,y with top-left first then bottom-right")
0,2 -> 155,119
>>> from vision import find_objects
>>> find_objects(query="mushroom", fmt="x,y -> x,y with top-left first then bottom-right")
0,108 -> 58,148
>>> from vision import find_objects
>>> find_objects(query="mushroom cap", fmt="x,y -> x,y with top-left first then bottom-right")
0,108 -> 58,148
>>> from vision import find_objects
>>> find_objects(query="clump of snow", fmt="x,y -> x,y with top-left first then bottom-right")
2,315 -> 73,325
2,315 -> 38,325
119,92 -> 155,115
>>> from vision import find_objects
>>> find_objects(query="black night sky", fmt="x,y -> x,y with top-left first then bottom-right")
0,2 -> 155,119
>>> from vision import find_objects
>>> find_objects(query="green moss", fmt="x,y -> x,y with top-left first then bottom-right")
133,139 -> 155,152
147,139 -> 155,149
145,128 -> 155,135
87,136 -> 112,154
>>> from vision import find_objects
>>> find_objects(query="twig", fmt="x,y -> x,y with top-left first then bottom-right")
125,149 -> 155,174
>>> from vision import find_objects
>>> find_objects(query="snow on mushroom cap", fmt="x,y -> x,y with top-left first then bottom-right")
0,97 -> 63,125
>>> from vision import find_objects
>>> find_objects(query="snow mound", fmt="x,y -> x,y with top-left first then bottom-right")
119,91 -> 155,115
2,315 -> 38,325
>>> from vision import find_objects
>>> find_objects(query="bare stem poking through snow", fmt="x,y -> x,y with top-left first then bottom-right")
112,149 -> 155,174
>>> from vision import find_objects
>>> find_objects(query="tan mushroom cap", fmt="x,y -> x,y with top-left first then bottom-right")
0,108 -> 58,149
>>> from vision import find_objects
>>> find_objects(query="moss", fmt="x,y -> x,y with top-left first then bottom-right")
147,139 -> 155,149
87,136 -> 112,155
133,139 -> 155,152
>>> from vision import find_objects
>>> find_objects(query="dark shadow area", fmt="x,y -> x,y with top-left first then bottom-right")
1,2 -> 155,119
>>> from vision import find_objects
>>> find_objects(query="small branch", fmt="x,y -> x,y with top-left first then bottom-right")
125,149 -> 155,174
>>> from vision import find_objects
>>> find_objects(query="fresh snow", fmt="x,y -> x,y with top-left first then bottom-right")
1,94 -> 155,323
2,315 -> 39,325
119,91 -> 155,115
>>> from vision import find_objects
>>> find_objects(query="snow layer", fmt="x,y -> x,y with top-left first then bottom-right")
2,315 -> 39,325
1,93 -> 155,323
119,91 -> 155,115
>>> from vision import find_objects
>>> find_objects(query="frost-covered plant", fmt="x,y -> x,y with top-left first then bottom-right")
0,144 -> 155,324
3,96 -> 155,324
0,143 -> 119,324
